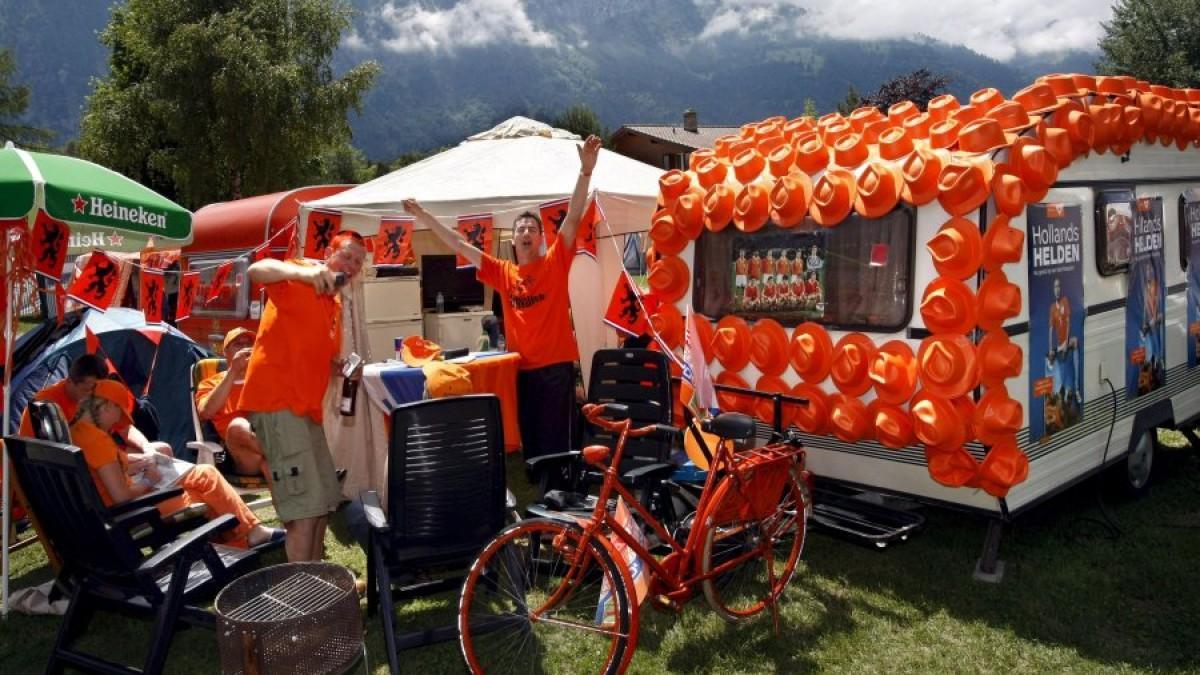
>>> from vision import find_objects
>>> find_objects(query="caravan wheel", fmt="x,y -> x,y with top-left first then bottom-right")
1110,428 -> 1156,497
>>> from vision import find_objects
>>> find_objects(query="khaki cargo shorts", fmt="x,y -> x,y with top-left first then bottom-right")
249,410 -> 342,522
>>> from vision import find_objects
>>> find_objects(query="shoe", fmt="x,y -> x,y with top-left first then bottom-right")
251,527 -> 287,549
354,578 -> 368,597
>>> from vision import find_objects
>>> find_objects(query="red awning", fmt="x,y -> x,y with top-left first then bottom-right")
186,185 -> 352,252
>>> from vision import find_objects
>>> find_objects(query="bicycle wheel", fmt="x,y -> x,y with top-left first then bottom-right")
459,518 -> 639,674
700,463 -> 807,621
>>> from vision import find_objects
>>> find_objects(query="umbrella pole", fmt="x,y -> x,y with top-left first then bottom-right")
2,246 -> 13,619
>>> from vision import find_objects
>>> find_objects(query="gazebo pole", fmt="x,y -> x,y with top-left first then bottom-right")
2,238 -> 14,619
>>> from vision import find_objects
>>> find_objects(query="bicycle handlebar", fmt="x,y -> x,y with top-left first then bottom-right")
581,403 -> 680,440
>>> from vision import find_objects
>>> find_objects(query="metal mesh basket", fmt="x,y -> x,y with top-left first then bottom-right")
215,562 -> 363,675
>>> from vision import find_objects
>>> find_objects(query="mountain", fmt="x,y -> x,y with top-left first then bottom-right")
2,0 -> 1099,161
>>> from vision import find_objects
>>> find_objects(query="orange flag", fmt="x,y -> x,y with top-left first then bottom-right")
32,210 -> 70,282
177,271 -> 199,321
67,252 -> 121,310
538,197 -> 569,249
206,260 -> 234,305
140,268 -> 165,323
576,198 -> 602,258
457,213 -> 493,268
375,216 -> 415,265
303,209 -> 342,259
604,271 -> 652,337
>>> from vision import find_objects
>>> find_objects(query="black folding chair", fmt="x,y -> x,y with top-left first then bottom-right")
360,394 -> 510,675
3,433 -> 269,675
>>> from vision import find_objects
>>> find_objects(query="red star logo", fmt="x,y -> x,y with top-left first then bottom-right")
107,231 -> 124,247
72,194 -> 87,214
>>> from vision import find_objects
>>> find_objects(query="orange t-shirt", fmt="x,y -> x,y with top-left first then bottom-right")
478,240 -> 578,370
69,419 -> 130,508
238,262 -> 342,423
18,380 -> 79,437
1051,297 -> 1071,345
196,372 -> 244,438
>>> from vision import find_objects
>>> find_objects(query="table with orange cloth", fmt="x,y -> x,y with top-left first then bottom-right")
360,351 -> 521,452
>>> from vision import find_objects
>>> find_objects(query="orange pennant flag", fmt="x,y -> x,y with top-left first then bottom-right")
603,271 -> 650,337
457,213 -> 494,268
538,197 -> 569,249
67,252 -> 121,311
577,198 -> 602,258
140,268 -> 166,323
303,209 -> 342,259
177,271 -> 200,321
206,260 -> 234,305
32,210 -> 70,282
375,216 -> 415,265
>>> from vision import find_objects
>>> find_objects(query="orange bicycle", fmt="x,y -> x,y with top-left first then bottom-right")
458,403 -> 811,674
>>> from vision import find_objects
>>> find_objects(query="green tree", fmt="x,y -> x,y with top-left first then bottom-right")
802,98 -> 819,118
0,49 -> 53,148
1098,0 -> 1200,87
79,0 -> 379,208
312,141 -> 375,185
835,85 -> 863,116
554,103 -> 609,143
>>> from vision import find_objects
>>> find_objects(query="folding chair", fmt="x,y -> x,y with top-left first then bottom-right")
3,432 -> 269,675
187,357 -> 271,510
360,394 -> 510,675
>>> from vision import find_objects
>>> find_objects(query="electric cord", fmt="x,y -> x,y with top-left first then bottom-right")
1070,377 -> 1122,540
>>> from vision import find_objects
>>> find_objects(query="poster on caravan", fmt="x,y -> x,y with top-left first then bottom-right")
1185,189 -> 1200,366
1027,203 -> 1085,442
1127,196 -> 1166,398
730,232 -> 826,318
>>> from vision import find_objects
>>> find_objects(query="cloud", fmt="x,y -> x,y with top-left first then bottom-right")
695,0 -> 1113,61
368,0 -> 556,53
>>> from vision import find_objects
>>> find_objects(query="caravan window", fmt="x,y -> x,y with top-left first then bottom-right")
1179,190 -> 1200,271
692,209 -> 914,332
188,256 -> 248,319
1094,188 -> 1135,276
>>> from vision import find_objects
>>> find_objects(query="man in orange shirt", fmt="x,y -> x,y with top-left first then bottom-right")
195,327 -> 267,480
403,134 -> 601,460
239,230 -> 366,562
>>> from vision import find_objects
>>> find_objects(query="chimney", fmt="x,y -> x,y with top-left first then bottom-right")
683,109 -> 698,132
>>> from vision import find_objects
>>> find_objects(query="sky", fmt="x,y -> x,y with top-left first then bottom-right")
350,0 -> 1114,61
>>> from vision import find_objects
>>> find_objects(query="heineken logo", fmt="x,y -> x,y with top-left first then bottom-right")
69,231 -> 127,249
72,193 -> 167,229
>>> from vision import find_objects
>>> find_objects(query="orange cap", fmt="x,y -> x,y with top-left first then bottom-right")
809,168 -> 857,227
920,277 -> 978,335
924,444 -> 982,488
649,212 -> 688,256
733,181 -> 771,233
694,156 -> 730,190
927,94 -> 961,122
977,331 -> 1023,387
703,183 -> 737,233
790,322 -> 834,384
650,302 -> 684,350
974,436 -> 1030,497
794,132 -> 831,175
981,215 -> 1025,271
401,335 -> 443,366
713,316 -> 752,372
646,254 -> 690,304
659,170 -> 691,204
910,390 -> 966,449
937,157 -> 995,217
715,370 -> 752,415
977,270 -> 1022,331
900,145 -> 945,206
786,384 -> 829,434
854,160 -> 904,219
833,133 -> 869,168
750,318 -> 790,376
870,401 -> 915,449
829,393 -> 872,442
868,339 -> 918,405
92,379 -> 135,427
917,334 -> 978,399
767,142 -> 797,177
753,374 -> 789,425
830,332 -> 878,396
732,148 -> 767,184
927,217 -> 984,281
769,172 -> 813,228
973,387 -> 1024,446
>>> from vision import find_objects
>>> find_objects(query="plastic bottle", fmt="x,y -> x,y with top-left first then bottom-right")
436,291 -> 445,313
497,333 -> 506,352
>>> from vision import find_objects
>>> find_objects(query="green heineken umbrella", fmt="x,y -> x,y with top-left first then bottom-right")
2,142 -> 193,617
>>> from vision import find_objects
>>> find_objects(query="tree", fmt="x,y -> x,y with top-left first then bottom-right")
312,141 -> 375,185
554,104 -> 609,144
1098,0 -> 1200,87
862,69 -> 951,111
0,49 -> 53,148
79,0 -> 379,208
835,85 -> 863,116
803,98 -> 819,118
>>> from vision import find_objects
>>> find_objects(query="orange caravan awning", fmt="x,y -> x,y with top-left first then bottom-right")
186,185 -> 352,252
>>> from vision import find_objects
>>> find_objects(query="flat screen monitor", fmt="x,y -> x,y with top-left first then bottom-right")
420,254 -> 485,310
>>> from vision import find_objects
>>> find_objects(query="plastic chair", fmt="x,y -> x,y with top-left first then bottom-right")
187,357 -> 271,510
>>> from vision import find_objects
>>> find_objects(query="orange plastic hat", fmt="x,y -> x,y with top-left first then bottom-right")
787,384 -> 830,435
756,133 -> 787,157
424,361 -> 474,398
920,277 -> 978,335
917,334 -> 978,399
849,105 -> 885,132
981,215 -> 1025,271
910,390 -> 966,449
938,157 -> 995,217
830,332 -> 878,396
754,374 -> 789,425
1056,102 -> 1097,156
877,126 -> 915,161
970,87 -> 1005,114
991,166 -> 1025,217
829,393 -> 872,443
1072,73 -> 1099,94
1013,82 -> 1070,115
900,145 -> 945,206
649,212 -> 688,256
790,322 -> 834,383
1037,125 -> 1076,169
988,101 -> 1043,135
713,316 -> 752,372
927,217 -> 984,281
401,335 -> 443,367
646,254 -> 690,304
974,436 -> 1030,497
952,104 -> 985,127
671,187 -> 706,240
977,331 -> 1023,387
957,118 -> 1017,154
854,160 -> 904,219
769,172 -> 813,228
810,168 -> 857,227
1005,138 -> 1058,203
733,181 -> 771,233
767,142 -> 797,177
703,183 -> 737,233
715,370 -> 753,415
733,148 -> 767,184
688,149 -> 716,172
713,135 -> 740,160
924,444 -> 982,488
794,132 -> 831,175
1039,73 -> 1088,98
868,339 -> 919,405
750,318 -> 790,376
822,119 -> 854,146
783,116 -> 816,140
927,94 -> 961,122
929,119 -> 961,150
659,170 -> 691,204
973,388 -> 1024,446
977,270 -> 1022,331
888,100 -> 920,125
902,112 -> 933,140
650,302 -> 684,350
862,118 -> 893,145
870,401 -> 915,449
833,133 -> 869,168
694,156 -> 730,190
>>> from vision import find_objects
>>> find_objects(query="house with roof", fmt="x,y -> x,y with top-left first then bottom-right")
611,110 -> 741,170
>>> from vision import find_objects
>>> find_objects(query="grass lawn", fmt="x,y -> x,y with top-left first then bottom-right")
2,442 -> 1198,674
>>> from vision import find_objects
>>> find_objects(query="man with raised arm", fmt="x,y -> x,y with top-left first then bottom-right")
238,230 -> 366,562
403,134 -> 601,462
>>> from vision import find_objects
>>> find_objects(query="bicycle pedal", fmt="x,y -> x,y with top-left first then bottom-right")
651,594 -> 683,614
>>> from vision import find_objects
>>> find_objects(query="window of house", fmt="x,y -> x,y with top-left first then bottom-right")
1094,188 -> 1134,276
692,208 -> 914,331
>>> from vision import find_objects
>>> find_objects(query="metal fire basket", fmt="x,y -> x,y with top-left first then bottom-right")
215,562 -> 363,675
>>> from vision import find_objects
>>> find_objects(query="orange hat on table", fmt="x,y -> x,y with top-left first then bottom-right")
974,436 -> 1030,497
868,339 -> 918,405
917,334 -> 978,399
889,100 -> 920,124
973,388 -> 1024,446
903,112 -> 934,140
810,168 -> 857,227
732,148 -> 767,184
713,316 -> 752,372
786,383 -> 829,434
833,133 -> 870,169
957,118 -> 1017,154
920,277 -> 978,335
870,400 -> 915,449
928,119 -> 961,150
877,126 -> 915,161
423,361 -> 473,398
830,333 -> 877,397
924,444 -> 982,488
703,183 -> 737,233
854,160 -> 904,219
769,171 -> 813,228
977,331 -> 1023,387
715,370 -> 753,415
987,101 -> 1043,135
829,393 -> 871,443
1013,82 -> 1071,116
927,217 -> 983,281
401,335 -> 442,366
750,318 -> 790,376
790,322 -> 834,384
977,270 -> 1022,331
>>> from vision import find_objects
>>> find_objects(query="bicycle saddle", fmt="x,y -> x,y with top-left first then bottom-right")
705,412 -> 757,441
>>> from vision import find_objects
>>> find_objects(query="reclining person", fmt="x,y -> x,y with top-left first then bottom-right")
71,379 -> 282,549
194,328 -> 269,481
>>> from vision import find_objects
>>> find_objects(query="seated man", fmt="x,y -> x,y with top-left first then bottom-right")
195,328 -> 269,481
70,379 -> 282,549
20,354 -> 173,473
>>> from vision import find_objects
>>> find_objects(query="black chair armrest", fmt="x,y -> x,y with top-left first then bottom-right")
112,506 -> 167,534
137,514 -> 238,574
622,463 -> 676,485
107,487 -> 185,517
361,490 -> 390,533
525,451 -> 579,472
